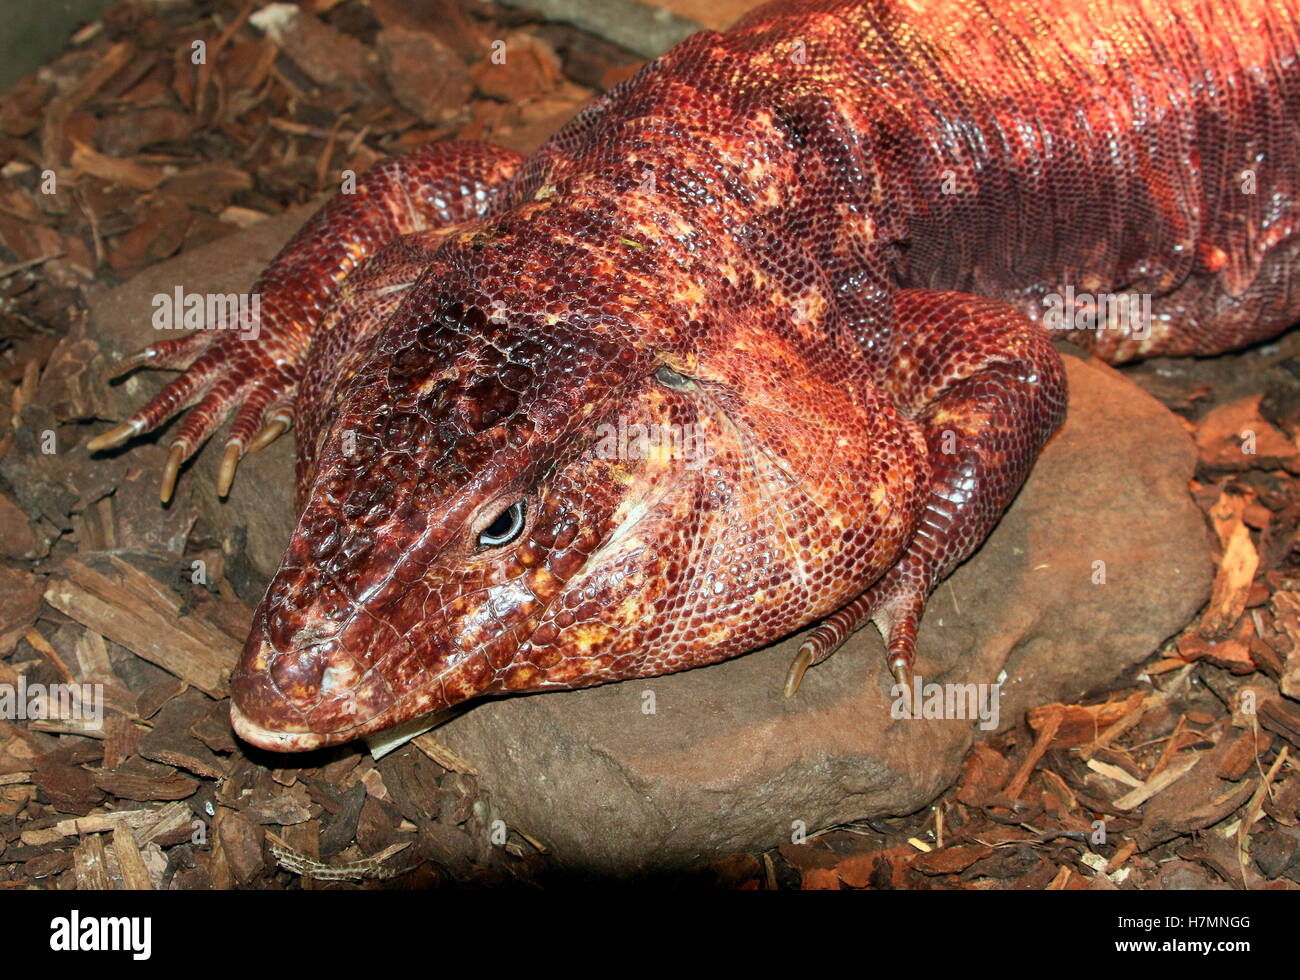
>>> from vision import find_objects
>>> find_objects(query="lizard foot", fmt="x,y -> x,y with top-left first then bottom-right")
88,331 -> 297,502
783,574 -> 924,696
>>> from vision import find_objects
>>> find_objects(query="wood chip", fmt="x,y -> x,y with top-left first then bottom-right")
1005,705 -> 1061,798
1260,696 -> 1300,749
92,763 -> 199,802
215,806 -> 265,885
138,692 -> 227,780
1200,491 -> 1260,640
110,823 -> 154,890
71,833 -> 114,889
1196,395 -> 1300,473
1112,752 -> 1202,810
412,732 -> 478,775
1105,839 -> 1138,873
44,554 -> 239,698
20,800 -> 192,847
1028,693 -> 1145,750
70,140 -> 165,190
1086,758 -> 1145,789
909,842 -> 993,875
1273,592 -> 1300,699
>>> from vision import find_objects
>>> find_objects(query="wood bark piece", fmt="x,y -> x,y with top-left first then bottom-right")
92,763 -> 199,802
1005,706 -> 1061,798
19,800 -> 193,847
214,806 -> 265,885
137,692 -> 227,780
1200,492 -> 1260,640
909,842 -> 994,875
43,553 -> 239,698
1112,753 -> 1201,810
0,492 -> 37,558
1260,697 -> 1300,749
381,745 -> 448,822
413,732 -> 478,775
1027,694 -> 1145,750
33,757 -> 103,814
71,833 -> 114,889
320,781 -> 367,857
189,698 -> 238,754
241,790 -> 314,826
110,824 -> 154,890
1195,395 -> 1300,473
1272,592 -> 1300,699
0,565 -> 42,656
131,801 -> 195,848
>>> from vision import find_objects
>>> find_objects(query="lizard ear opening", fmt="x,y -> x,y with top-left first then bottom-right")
654,365 -> 695,391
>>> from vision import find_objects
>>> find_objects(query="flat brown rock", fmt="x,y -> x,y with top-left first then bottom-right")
80,216 -> 1212,873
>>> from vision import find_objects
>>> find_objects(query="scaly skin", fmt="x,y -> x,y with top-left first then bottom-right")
93,0 -> 1300,750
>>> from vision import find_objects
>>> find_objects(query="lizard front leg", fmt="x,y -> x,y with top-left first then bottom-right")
786,288 -> 1068,693
87,140 -> 523,501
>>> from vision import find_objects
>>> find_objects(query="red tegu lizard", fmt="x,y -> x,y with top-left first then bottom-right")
89,0 -> 1300,750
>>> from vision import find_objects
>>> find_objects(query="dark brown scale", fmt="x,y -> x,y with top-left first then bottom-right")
94,0 -> 1300,749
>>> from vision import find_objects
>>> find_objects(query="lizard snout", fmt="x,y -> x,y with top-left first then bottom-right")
229,650 -> 328,752
229,629 -> 396,751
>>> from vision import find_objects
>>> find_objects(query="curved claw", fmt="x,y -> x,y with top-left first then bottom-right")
783,579 -> 927,695
105,332 -> 214,382
160,444 -> 185,504
217,443 -> 242,498
107,355 -> 151,382
786,634 -> 916,697
90,285 -> 303,502
250,417 -> 290,452
783,642 -> 815,698
86,420 -> 142,453
215,415 -> 292,499
783,610 -> 853,697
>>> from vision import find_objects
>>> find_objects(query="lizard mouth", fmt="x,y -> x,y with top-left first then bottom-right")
228,650 -> 471,752
228,693 -> 440,752
229,701 -> 332,752
228,625 -> 491,752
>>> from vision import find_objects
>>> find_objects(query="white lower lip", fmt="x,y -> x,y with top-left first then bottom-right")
229,701 -> 328,752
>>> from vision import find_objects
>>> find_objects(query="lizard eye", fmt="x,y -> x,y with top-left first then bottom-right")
478,500 -> 526,548
655,365 -> 695,391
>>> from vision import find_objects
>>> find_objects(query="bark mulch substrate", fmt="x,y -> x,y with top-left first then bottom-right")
0,0 -> 1298,890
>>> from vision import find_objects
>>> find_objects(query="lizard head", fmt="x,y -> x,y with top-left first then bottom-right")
230,225 -> 928,751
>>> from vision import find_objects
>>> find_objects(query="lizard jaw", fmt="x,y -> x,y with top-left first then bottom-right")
228,676 -> 452,752
229,701 -> 330,752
